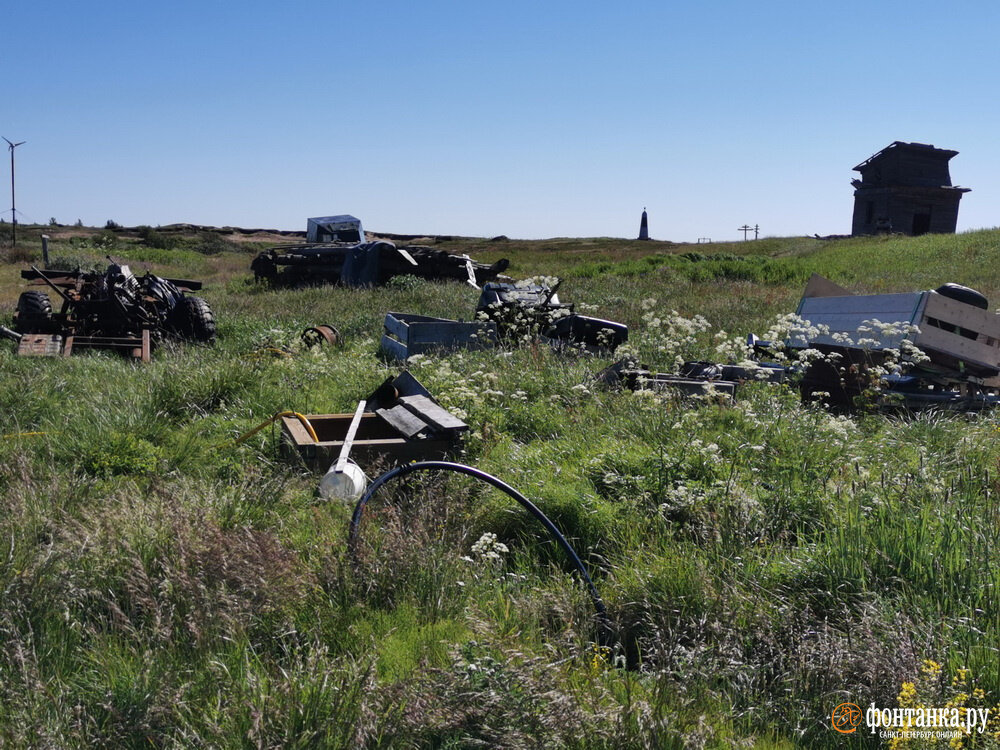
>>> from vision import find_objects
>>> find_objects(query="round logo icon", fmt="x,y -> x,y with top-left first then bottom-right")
832,703 -> 862,734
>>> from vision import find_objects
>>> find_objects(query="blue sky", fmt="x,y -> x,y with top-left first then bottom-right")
4,1 -> 1000,241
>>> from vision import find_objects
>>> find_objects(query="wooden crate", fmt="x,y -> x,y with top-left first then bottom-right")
380,312 -> 497,360
281,412 -> 461,472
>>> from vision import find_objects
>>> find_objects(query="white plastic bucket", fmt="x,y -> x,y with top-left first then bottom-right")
319,459 -> 368,501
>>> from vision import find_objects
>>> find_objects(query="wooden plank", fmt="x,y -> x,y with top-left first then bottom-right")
396,247 -> 419,266
380,334 -> 409,361
335,400 -> 367,472
282,417 -> 314,446
913,324 -> 1000,371
409,321 -> 486,344
383,312 -> 410,341
376,405 -> 430,438
391,312 -> 447,324
63,335 -> 74,357
398,395 -> 468,431
140,328 -> 151,363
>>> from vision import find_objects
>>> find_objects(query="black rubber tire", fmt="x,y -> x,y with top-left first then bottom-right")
14,290 -> 53,333
175,296 -> 216,343
935,283 -> 988,310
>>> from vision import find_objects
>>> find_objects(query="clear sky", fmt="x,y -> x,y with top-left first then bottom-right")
4,1 -> 1000,242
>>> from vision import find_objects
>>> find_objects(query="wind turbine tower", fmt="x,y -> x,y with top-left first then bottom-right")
4,137 -> 26,246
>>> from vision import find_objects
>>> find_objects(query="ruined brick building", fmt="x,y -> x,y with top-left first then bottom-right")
851,141 -> 970,236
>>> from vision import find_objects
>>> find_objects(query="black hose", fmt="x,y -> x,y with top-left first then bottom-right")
348,461 -> 608,623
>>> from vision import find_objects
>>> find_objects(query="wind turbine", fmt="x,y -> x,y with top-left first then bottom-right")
3,137 -> 26,246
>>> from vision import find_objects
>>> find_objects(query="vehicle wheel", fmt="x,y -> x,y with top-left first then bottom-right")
14,291 -> 53,333
174,296 -> 216,343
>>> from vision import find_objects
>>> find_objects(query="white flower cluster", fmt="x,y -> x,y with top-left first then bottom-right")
469,532 -> 509,563
515,275 -> 560,290
406,355 -> 515,419
658,481 -> 704,516
639,298 -> 713,371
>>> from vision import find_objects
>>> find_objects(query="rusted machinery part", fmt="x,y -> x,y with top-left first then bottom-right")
348,461 -> 609,624
301,324 -> 341,348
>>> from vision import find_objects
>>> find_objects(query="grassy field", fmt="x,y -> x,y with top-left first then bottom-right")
2,222 -> 1000,748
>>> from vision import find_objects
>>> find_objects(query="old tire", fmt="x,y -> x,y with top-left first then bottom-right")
14,291 -> 53,333
175,296 -> 216,343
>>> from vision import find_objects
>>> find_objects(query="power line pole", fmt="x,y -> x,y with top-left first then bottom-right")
738,224 -> 752,241
3,137 -> 26,247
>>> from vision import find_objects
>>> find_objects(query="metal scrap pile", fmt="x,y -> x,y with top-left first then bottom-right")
2,260 -> 215,362
251,240 -> 510,288
476,279 -> 628,352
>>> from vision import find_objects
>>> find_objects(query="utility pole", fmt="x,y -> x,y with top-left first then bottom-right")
754,224 -> 759,240
3,137 -> 26,247
738,224 -> 752,241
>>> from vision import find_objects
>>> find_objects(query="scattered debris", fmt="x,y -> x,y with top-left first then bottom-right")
596,358 -> 784,401
477,279 -> 628,352
251,239 -> 509,288
789,274 -> 1000,409
7,260 -> 214,362
280,372 -> 468,473
380,312 -> 497,361
643,274 -> 1000,411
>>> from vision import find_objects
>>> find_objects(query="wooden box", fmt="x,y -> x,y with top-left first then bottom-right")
380,312 -> 497,361
280,412 -> 460,472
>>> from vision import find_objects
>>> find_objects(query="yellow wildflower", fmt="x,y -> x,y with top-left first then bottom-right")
898,681 -> 918,708
921,659 -> 943,676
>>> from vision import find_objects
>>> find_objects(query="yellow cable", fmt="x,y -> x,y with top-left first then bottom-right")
234,410 -> 318,444
2,431 -> 48,440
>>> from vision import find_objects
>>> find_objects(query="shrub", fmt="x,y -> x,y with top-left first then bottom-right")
136,225 -> 176,250
82,432 -> 162,478
195,231 -> 240,255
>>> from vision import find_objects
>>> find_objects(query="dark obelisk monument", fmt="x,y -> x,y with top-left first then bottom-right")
638,208 -> 649,240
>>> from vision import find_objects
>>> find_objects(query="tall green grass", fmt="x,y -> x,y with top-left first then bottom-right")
2,225 -> 1000,746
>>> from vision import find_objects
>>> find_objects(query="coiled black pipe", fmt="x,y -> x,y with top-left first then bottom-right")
347,460 -> 608,622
